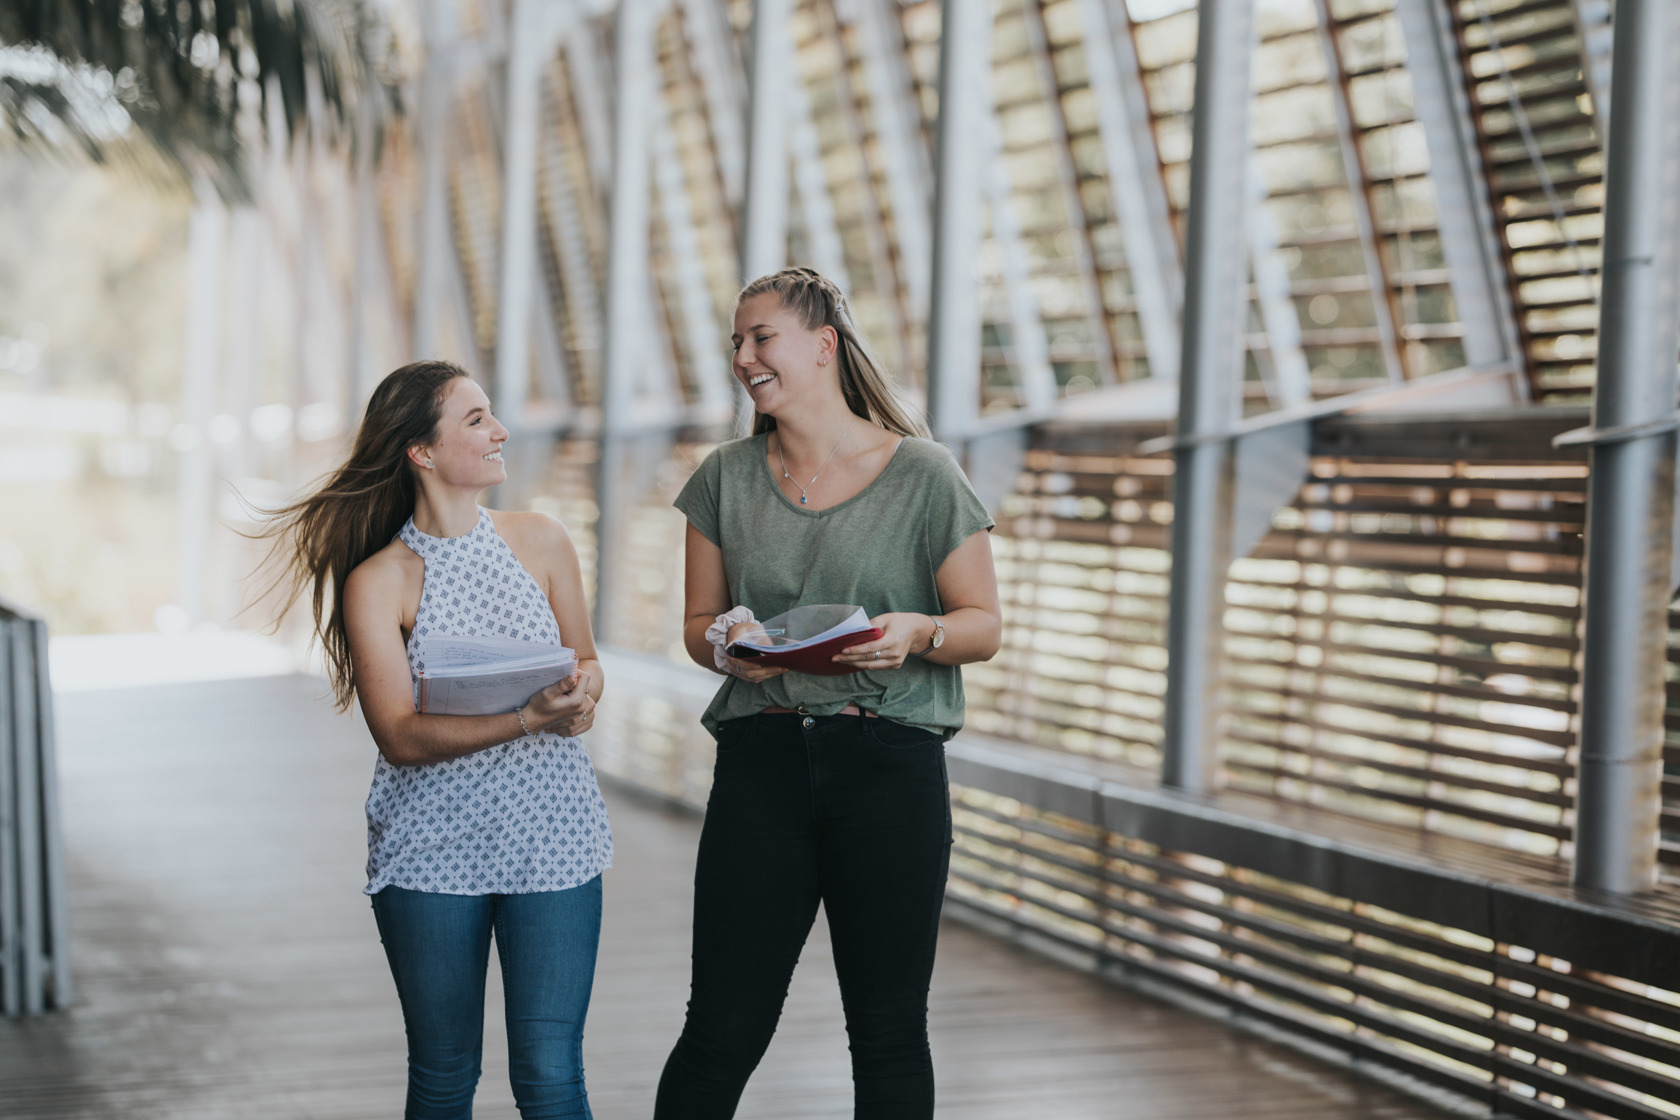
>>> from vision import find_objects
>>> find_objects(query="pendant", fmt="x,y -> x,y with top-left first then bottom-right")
800,495 -> 808,504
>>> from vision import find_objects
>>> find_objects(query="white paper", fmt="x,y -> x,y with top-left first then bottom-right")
414,637 -> 577,716
728,605 -> 873,654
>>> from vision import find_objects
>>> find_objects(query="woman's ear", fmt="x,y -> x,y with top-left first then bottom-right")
818,325 -> 839,367
407,444 -> 434,471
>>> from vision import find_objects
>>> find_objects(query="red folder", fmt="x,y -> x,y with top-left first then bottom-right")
727,627 -> 884,675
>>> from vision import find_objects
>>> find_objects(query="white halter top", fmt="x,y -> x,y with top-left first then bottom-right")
363,508 -> 613,895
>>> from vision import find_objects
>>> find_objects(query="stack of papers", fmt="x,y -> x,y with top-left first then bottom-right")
726,605 -> 884,676
414,635 -> 578,716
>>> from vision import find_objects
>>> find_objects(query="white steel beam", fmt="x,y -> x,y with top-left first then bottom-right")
1248,161 -> 1313,407
596,0 -> 660,638
1161,0 -> 1258,793
787,67 -> 852,292
1019,0 -> 1119,389
1311,0 -> 1406,386
847,0 -> 933,315
1077,0 -> 1182,380
984,110 -> 1057,412
494,0 -> 549,424
1392,0 -> 1523,377
414,0 -> 458,358
652,93 -> 736,415
563,23 -> 615,197
740,0 -> 792,281
927,0 -> 991,441
678,0 -> 747,207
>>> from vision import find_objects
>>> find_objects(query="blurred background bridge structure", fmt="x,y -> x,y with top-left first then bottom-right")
4,0 -> 1680,1116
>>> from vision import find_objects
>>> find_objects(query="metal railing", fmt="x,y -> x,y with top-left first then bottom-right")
0,596 -> 71,1016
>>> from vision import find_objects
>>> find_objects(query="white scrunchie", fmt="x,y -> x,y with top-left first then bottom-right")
705,606 -> 758,672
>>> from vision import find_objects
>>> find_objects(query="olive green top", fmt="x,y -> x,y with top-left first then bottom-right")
674,433 -> 994,738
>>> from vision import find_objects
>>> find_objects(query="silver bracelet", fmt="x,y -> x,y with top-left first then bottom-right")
516,705 -> 534,737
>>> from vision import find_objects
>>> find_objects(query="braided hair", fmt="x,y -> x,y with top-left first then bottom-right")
736,267 -> 930,439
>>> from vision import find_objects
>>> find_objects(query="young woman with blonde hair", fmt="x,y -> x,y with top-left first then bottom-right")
656,267 -> 1003,1118
262,360 -> 611,1119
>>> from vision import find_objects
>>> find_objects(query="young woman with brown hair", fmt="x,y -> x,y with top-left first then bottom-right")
262,360 -> 611,1120
655,267 -> 1003,1118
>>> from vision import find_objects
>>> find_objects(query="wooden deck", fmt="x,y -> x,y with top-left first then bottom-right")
0,675 -> 1456,1119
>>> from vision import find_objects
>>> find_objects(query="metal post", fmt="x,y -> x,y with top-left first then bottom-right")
740,0 -> 792,282
178,182 -> 224,627
1160,0 -> 1257,792
495,0 -> 546,426
414,0 -> 456,358
1571,0 -> 1680,894
594,0 -> 657,640
927,0 -> 990,440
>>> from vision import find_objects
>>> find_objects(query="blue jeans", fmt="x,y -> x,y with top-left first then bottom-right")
371,877 -> 603,1120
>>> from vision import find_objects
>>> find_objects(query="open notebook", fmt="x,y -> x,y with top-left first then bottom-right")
414,636 -> 578,716
726,605 -> 884,676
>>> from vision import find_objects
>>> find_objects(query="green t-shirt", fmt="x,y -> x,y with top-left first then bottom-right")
674,433 -> 995,738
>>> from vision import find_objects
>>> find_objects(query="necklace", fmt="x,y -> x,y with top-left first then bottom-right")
777,417 -> 857,505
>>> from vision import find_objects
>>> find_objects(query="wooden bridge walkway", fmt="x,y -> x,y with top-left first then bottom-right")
0,675 -> 1454,1119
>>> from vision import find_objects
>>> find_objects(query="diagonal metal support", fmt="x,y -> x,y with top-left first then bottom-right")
1076,0 -> 1182,381
847,0 -> 933,317
787,64 -> 853,292
1392,0 -> 1523,379
984,107 -> 1057,412
1247,160 -> 1313,407
1020,0 -> 1120,389
678,0 -> 747,208
652,92 -> 735,415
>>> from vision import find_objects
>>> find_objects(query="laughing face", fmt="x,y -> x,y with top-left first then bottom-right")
730,291 -> 836,416
411,376 -> 508,489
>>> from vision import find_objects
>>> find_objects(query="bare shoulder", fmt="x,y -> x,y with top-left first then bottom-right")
345,537 -> 423,608
488,508 -> 576,554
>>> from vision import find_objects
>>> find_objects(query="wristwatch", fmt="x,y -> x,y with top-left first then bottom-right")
921,616 -> 945,655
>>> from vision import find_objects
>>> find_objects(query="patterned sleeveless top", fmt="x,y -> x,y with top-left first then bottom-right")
362,508 -> 613,896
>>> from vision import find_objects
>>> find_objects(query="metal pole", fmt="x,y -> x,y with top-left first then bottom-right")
177,181 -> 224,628
1160,0 -> 1257,792
495,0 -> 545,427
594,0 -> 657,641
1572,0 -> 1680,894
926,0 -> 990,441
740,0 -> 791,282
414,0 -> 455,358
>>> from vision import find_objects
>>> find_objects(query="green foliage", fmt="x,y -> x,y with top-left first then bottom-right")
0,0 -> 389,199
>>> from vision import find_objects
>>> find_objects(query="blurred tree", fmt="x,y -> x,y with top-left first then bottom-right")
0,0 -> 395,198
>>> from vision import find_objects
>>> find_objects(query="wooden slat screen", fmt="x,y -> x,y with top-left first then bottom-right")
1223,448 -> 1586,859
948,784 -> 1680,1120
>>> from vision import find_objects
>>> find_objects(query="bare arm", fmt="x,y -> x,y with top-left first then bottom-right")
345,552 -> 594,766
832,529 -> 1002,670
682,523 -> 787,682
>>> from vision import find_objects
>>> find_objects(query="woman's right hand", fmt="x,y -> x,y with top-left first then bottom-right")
526,671 -> 596,737
725,621 -> 789,683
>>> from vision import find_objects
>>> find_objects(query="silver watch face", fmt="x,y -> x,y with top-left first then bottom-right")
931,622 -> 945,649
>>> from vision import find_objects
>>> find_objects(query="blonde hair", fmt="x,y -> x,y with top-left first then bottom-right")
737,267 -> 929,439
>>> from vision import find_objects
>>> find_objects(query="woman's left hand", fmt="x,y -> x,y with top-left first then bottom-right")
833,613 -> 932,671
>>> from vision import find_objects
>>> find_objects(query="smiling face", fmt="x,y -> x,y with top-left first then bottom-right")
731,291 -> 838,416
408,376 -> 508,490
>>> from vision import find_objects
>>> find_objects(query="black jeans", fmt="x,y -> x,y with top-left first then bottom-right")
654,712 -> 953,1120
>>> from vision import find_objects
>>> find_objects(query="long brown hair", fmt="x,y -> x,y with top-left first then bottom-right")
738,267 -> 929,439
256,360 -> 468,709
